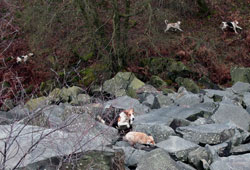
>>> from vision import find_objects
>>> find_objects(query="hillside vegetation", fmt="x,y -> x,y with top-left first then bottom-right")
0,0 -> 250,106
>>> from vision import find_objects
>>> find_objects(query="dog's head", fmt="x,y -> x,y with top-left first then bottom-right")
124,108 -> 135,124
147,136 -> 155,145
177,21 -> 181,25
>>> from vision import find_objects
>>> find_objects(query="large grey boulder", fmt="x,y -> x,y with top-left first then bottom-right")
156,136 -> 199,161
230,66 -> 250,84
134,102 -> 217,126
231,82 -> 250,94
154,94 -> 174,108
0,116 -> 118,169
210,153 -> 250,170
176,123 -> 237,145
176,161 -> 196,170
188,147 -> 210,170
136,148 -> 182,170
230,143 -> 250,155
113,146 -> 146,167
204,89 -> 236,102
103,72 -> 145,97
17,149 -> 125,170
133,123 -> 175,143
211,103 -> 250,131
105,96 -> 150,115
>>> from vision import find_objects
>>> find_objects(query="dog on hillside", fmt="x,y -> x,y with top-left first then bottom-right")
220,20 -> 242,34
96,105 -> 135,130
164,20 -> 183,32
16,53 -> 34,63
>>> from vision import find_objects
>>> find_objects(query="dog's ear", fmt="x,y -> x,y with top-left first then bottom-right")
127,108 -> 134,115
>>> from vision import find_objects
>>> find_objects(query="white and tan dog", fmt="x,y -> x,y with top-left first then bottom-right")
164,20 -> 183,32
97,106 -> 135,129
220,20 -> 242,34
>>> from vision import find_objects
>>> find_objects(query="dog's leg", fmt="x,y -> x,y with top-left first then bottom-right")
164,26 -> 170,33
178,27 -> 183,32
118,121 -> 130,128
236,25 -> 242,30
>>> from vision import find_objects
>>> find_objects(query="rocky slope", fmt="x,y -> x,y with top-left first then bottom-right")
1,72 -> 250,170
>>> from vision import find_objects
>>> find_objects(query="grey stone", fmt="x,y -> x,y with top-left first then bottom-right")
103,72 -> 144,97
141,94 -> 156,109
243,92 -> 250,108
204,89 -> 236,101
206,143 -> 230,157
149,75 -> 167,88
0,122 -> 118,169
211,103 -> 250,131
18,150 -> 125,170
210,153 -> 250,170
154,94 -> 174,108
176,161 -> 196,170
231,82 -> 250,94
70,93 -> 91,105
190,117 -> 214,126
230,143 -> 250,155
113,146 -> 146,167
133,123 -> 175,143
188,147 -> 210,170
169,118 -> 191,130
175,77 -> 200,93
105,96 -> 150,115
134,102 -> 217,126
174,93 -> 203,107
176,123 -> 237,144
136,148 -> 182,170
24,96 -> 49,112
230,66 -> 250,84
157,136 -> 199,161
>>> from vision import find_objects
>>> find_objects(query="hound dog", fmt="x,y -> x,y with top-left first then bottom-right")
164,20 -> 183,32
220,20 -> 242,34
97,105 -> 135,130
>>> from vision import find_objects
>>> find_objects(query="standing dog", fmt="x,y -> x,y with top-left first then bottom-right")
220,20 -> 242,34
164,20 -> 183,32
97,105 -> 135,129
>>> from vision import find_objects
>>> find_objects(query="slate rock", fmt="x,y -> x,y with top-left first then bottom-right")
105,96 -> 150,115
231,82 -> 250,94
210,153 -> 250,170
136,148 -> 182,170
176,161 -> 196,170
0,122 -> 117,169
133,123 -> 176,143
113,146 -> 146,167
18,150 -> 125,170
134,102 -> 217,126
154,94 -> 174,108
157,136 -> 199,161
188,147 -> 210,170
230,143 -> 250,155
141,94 -> 156,109
211,103 -> 250,131
176,123 -> 237,145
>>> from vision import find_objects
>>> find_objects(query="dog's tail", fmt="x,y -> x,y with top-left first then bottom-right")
165,19 -> 168,25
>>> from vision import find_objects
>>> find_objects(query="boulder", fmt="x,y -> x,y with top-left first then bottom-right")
157,136 -> 199,161
133,123 -> 176,143
104,96 -> 150,115
176,161 -> 196,170
136,148 -> 182,170
149,75 -> 167,88
103,72 -> 144,97
210,153 -> 250,170
70,93 -> 91,105
0,122 -> 118,169
175,77 -> 200,93
113,146 -> 146,167
230,143 -> 250,155
154,94 -> 174,108
25,96 -> 49,112
18,150 -> 125,170
187,147 -> 210,170
230,66 -> 250,83
176,123 -> 237,145
231,82 -> 250,94
211,103 -> 250,131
